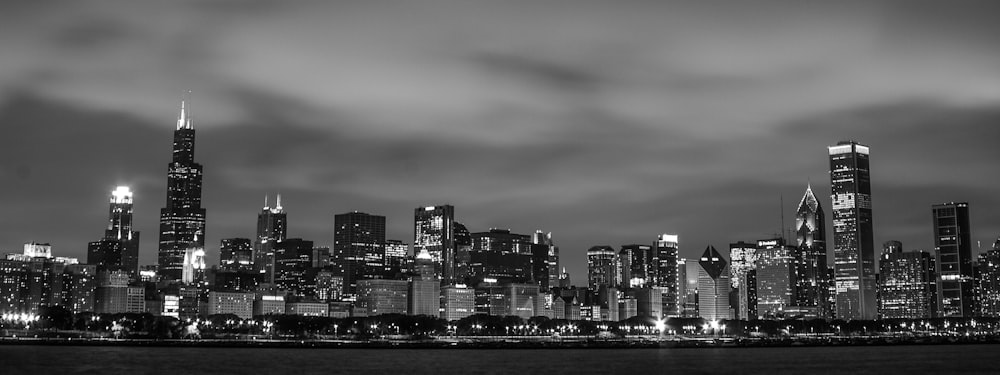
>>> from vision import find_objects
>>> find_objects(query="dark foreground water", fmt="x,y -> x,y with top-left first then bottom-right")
2,344 -> 998,375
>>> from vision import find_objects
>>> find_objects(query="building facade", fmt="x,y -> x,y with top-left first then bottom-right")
932,202 -> 974,317
878,242 -> 936,319
158,100 -> 207,283
697,246 -> 732,321
828,141 -> 877,320
414,205 -> 455,284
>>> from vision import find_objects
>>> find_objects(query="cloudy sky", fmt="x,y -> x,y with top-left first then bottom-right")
2,0 -> 999,280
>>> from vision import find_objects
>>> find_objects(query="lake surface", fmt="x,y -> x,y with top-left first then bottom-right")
2,344 -> 997,374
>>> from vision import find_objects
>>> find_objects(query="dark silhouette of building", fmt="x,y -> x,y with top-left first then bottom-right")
255,195 -> 287,284
273,238 -> 314,296
828,141 -> 876,320
932,202 -> 974,317
88,186 -> 140,278
333,211 -> 386,295
220,238 -> 253,272
795,183 -> 827,316
414,205 -> 455,283
620,244 -> 655,288
157,100 -> 207,283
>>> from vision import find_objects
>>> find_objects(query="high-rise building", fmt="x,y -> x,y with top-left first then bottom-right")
220,238 -> 254,272
932,202 -> 974,318
273,238 -> 314,295
795,184 -> 827,315
755,238 -> 797,318
828,140 -> 876,320
532,231 -> 560,292
654,234 -> 680,317
469,229 -> 534,285
158,100 -> 207,283
61,264 -> 97,313
333,211 -> 386,296
383,240 -> 408,278
88,186 -> 141,278
453,222 -> 473,284
414,205 -> 455,284
729,241 -> 757,320
620,244 -> 655,288
878,241 -> 936,319
255,195 -> 287,284
587,246 -> 618,290
979,239 -> 1000,317
697,245 -> 732,321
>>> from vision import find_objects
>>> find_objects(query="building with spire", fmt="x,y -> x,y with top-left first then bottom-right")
828,141 -> 876,320
255,194 -> 287,284
157,99 -> 207,283
88,186 -> 140,277
794,183 -> 828,316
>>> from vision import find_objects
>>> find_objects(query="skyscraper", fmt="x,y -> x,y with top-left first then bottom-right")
158,100 -> 207,283
587,246 -> 618,290
729,241 -> 757,320
979,239 -> 1000,317
87,186 -> 140,277
932,202 -> 974,317
878,241 -> 936,319
620,244 -> 655,288
828,140 -> 876,320
255,195 -> 287,284
755,238 -> 796,318
414,205 -> 455,283
795,183 -> 827,315
654,234 -> 680,317
697,245 -> 731,321
333,211 -> 386,295
532,230 -> 560,291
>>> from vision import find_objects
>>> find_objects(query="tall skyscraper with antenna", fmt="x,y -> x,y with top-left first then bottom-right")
256,194 -> 288,284
828,141 -> 876,320
157,99 -> 207,283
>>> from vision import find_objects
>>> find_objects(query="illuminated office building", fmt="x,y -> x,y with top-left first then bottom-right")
932,202 -> 974,318
620,244 -> 655,288
88,186 -> 140,278
729,241 -> 757,320
755,238 -> 797,318
979,239 -> 1000,317
795,184 -> 827,315
158,100 -> 207,283
414,205 -> 455,283
255,195 -> 287,284
828,141 -> 876,320
654,234 -> 680,317
587,246 -> 619,290
878,241 -> 936,319
697,246 -> 731,320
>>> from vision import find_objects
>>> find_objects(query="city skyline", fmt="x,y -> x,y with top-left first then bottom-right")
3,1 -> 1000,282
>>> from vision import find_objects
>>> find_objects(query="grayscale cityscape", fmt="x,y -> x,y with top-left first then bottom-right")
2,1 -> 999,374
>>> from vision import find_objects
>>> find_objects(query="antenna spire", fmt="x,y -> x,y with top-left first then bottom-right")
176,91 -> 193,129
264,194 -> 269,210
276,194 -> 283,210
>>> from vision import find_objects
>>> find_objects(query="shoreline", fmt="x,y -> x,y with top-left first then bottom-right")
2,335 -> 997,349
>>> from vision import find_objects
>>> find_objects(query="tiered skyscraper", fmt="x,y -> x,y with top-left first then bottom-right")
87,186 -> 140,277
157,100 -> 207,283
828,141 -> 876,320
794,184 -> 827,316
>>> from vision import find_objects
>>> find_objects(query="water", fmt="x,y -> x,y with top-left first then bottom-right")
2,344 -> 996,374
